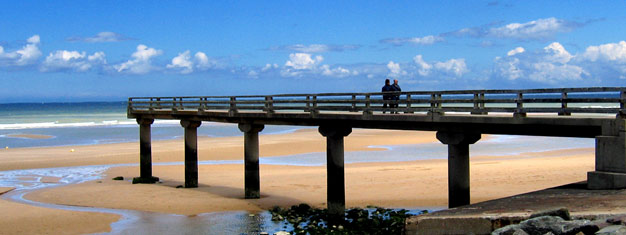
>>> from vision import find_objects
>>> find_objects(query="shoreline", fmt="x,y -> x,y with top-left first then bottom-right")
0,129 -> 595,233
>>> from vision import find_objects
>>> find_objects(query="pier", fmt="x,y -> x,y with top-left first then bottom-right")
127,87 -> 626,217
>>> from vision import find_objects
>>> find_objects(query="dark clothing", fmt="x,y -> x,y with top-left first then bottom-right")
382,84 -> 394,100
391,84 -> 401,100
381,84 -> 394,113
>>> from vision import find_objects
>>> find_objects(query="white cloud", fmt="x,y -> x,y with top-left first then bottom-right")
194,52 -> 219,70
320,65 -> 358,77
0,35 -> 42,67
488,17 -> 577,40
270,44 -> 360,53
381,35 -> 444,46
387,61 -> 407,77
413,55 -> 433,76
167,51 -> 193,74
114,44 -> 162,74
493,42 -> 587,83
507,47 -> 525,56
262,63 -> 279,72
543,42 -> 573,63
41,50 -> 106,72
284,53 -> 323,70
434,59 -> 469,77
581,41 -> 626,62
68,32 -> 130,43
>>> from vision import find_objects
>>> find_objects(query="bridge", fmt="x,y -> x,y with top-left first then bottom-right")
127,87 -> 626,217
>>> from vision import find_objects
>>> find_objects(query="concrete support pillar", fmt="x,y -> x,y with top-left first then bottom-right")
437,131 -> 481,208
134,118 -> 159,184
238,123 -> 265,199
181,120 -> 202,188
588,120 -> 626,189
319,125 -> 352,220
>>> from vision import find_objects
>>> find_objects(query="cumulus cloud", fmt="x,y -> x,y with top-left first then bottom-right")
380,35 -> 444,46
269,44 -> 360,53
493,42 -> 588,83
321,65 -> 358,77
166,51 -> 221,74
387,61 -> 407,77
413,55 -> 433,76
285,53 -> 323,70
581,41 -> 626,62
166,51 -> 193,74
434,59 -> 469,77
275,53 -> 358,78
406,55 -> 469,78
507,47 -> 525,56
194,52 -> 220,70
0,35 -> 42,67
67,32 -> 131,43
41,50 -> 106,72
114,44 -> 162,74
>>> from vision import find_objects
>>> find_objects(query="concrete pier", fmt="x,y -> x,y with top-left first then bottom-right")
437,131 -> 481,208
588,120 -> 626,189
319,125 -> 352,218
238,123 -> 265,199
134,118 -> 159,184
181,120 -> 201,188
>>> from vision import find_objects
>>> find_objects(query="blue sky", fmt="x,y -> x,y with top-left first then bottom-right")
1,1 -> 625,102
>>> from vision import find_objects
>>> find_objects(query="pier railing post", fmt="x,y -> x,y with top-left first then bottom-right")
363,94 -> 372,115
181,120 -> 202,188
319,125 -> 352,220
229,97 -> 238,116
134,118 -> 159,184
514,92 -> 526,118
619,91 -> 625,118
559,92 -> 571,116
238,123 -> 265,199
436,131 -> 481,208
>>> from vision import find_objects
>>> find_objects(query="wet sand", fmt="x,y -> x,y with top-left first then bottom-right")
5,134 -> 54,139
0,129 -> 595,233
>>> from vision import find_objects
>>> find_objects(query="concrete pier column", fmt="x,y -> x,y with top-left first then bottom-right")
134,118 -> 159,184
436,131 -> 481,208
319,125 -> 352,219
588,120 -> 626,189
238,123 -> 265,199
181,120 -> 202,188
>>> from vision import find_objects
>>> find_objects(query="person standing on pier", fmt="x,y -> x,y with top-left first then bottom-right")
391,79 -> 401,113
381,79 -> 393,113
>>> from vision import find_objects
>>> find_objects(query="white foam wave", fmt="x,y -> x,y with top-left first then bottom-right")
0,120 -> 223,130
0,120 -> 137,130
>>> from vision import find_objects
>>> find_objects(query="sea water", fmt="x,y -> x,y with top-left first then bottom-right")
0,102 -> 305,148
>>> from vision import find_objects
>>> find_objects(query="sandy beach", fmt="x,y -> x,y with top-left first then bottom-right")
0,128 -> 594,234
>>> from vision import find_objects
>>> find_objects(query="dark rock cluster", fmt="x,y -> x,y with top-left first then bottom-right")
492,208 -> 626,235
269,204 -> 424,234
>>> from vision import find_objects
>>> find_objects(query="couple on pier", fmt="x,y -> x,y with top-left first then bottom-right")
382,78 -> 401,114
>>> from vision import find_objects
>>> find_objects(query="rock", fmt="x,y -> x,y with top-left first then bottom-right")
529,207 -> 572,221
596,225 -> 626,235
112,176 -> 124,180
274,231 -> 290,235
492,224 -> 529,235
607,215 -> 626,226
519,216 -> 599,235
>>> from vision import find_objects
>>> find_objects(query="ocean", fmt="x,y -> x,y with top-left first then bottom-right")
0,102 -> 304,148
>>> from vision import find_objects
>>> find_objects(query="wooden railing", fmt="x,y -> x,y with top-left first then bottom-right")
128,87 -> 626,117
